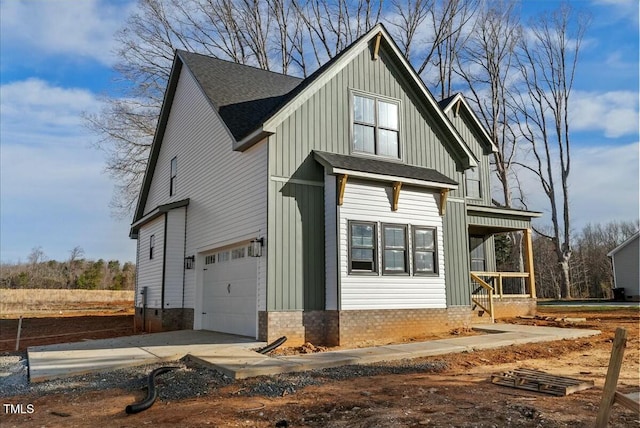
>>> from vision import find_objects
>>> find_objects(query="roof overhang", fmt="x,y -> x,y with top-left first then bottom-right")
467,204 -> 542,235
130,198 -> 190,239
314,150 -> 458,191
441,93 -> 498,154
607,232 -> 639,257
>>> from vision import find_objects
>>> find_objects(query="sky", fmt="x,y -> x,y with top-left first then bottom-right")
0,0 -> 638,264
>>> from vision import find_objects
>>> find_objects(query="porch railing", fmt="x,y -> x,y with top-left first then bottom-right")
470,273 -> 495,322
470,271 -> 535,322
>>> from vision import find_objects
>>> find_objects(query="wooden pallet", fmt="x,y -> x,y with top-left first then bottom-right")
491,368 -> 594,396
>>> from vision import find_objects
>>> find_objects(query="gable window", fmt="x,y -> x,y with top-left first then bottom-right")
349,221 -> 377,273
353,94 -> 399,158
170,157 -> 177,196
383,224 -> 408,274
413,227 -> 437,274
149,235 -> 155,260
466,167 -> 481,199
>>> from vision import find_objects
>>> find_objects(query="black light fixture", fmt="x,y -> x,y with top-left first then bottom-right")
250,237 -> 264,257
184,255 -> 195,269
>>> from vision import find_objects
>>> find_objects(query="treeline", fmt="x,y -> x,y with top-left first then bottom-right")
498,220 -> 638,299
0,247 -> 135,290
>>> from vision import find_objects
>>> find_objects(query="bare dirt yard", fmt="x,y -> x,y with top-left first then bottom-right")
1,305 -> 638,427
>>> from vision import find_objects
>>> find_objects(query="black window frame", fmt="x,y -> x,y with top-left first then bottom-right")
149,234 -> 155,260
348,220 -> 378,274
382,223 -> 409,275
170,156 -> 177,196
352,93 -> 400,159
465,166 -> 481,199
412,226 -> 438,275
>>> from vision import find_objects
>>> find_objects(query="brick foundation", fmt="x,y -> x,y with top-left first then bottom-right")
134,307 -> 194,333
492,297 -> 536,319
260,307 -> 479,347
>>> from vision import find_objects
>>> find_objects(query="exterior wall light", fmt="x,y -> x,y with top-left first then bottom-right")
250,237 -> 264,257
184,255 -> 195,269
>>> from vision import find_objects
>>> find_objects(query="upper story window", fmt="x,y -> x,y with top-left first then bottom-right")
353,94 -> 399,158
170,157 -> 177,196
466,167 -> 481,199
149,235 -> 155,260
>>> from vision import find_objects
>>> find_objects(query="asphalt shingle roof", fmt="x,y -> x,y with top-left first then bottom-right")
177,50 -> 303,141
313,151 -> 458,186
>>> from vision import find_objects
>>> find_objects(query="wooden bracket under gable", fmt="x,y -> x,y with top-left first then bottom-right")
454,99 -> 462,117
392,181 -> 402,211
373,32 -> 382,60
439,189 -> 449,216
337,174 -> 348,205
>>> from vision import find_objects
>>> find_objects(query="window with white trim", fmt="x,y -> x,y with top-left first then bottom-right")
353,94 -> 399,158
413,227 -> 437,275
349,221 -> 377,273
382,224 -> 408,274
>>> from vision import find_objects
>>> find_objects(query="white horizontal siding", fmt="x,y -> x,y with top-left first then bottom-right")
339,179 -> 445,310
136,215 -> 165,308
164,207 -> 186,308
141,68 -> 267,317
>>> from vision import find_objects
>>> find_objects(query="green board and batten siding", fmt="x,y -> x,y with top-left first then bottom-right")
267,43 -> 471,311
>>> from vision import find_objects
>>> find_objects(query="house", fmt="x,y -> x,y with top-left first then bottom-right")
607,232 -> 639,301
130,24 -> 541,346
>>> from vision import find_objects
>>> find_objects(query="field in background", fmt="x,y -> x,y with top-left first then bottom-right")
0,289 -> 134,318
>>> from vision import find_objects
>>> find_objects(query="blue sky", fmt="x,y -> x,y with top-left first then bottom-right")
1,0 -> 638,264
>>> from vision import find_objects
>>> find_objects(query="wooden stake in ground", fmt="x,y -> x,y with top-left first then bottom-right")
15,316 -> 23,351
595,327 -> 639,427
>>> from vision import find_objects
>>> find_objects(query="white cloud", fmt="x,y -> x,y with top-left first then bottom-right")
0,79 -> 136,263
0,0 -> 135,66
570,90 -> 639,138
516,142 -> 640,233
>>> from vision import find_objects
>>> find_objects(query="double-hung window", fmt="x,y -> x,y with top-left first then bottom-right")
353,94 -> 399,158
170,157 -> 177,196
349,221 -> 377,273
413,227 -> 437,274
466,167 -> 481,199
383,224 -> 408,274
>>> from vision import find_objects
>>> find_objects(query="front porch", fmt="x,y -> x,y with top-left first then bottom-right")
466,205 -> 542,322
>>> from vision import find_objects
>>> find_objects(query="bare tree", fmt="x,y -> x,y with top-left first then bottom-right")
513,4 -> 589,299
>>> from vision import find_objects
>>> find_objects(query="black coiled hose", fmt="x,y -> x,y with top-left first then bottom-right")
125,366 -> 180,414
257,336 -> 287,354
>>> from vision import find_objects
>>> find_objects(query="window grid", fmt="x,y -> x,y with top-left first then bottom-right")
382,224 -> 408,275
466,167 -> 481,199
348,221 -> 377,273
413,227 -> 437,275
352,94 -> 400,158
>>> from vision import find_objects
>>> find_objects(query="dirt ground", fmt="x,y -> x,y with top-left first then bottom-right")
1,306 -> 638,427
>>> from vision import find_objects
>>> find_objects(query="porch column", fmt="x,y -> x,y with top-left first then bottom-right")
523,228 -> 536,298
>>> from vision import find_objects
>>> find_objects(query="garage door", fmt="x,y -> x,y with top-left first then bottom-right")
202,246 -> 257,337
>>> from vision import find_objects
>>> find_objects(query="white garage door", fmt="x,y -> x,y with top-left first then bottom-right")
202,246 -> 257,337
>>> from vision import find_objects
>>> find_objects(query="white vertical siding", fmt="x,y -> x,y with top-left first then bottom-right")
140,68 -> 268,317
136,215 -> 165,308
324,174 -> 338,310
339,179 -> 446,309
164,207 -> 186,308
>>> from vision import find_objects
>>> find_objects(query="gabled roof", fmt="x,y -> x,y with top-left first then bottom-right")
177,51 -> 302,141
439,93 -> 497,154
314,151 -> 458,189
607,231 -> 640,257
133,23 -> 478,225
